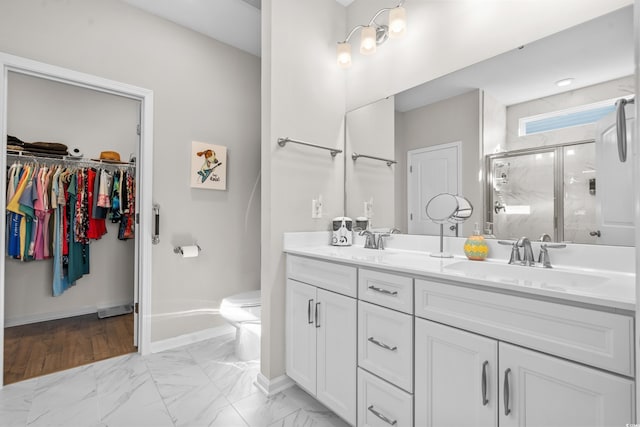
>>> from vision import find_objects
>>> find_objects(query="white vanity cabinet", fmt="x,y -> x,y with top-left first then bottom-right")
415,280 -> 635,426
284,247 -> 635,427
285,256 -> 357,425
415,318 -> 498,427
357,268 -> 414,427
499,342 -> 634,427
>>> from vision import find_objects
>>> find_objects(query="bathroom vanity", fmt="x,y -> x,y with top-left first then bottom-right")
284,234 -> 635,427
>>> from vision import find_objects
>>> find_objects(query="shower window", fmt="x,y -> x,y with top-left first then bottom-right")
486,141 -> 595,243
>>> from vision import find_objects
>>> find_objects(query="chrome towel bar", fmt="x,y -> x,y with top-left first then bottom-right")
352,152 -> 397,166
277,137 -> 342,158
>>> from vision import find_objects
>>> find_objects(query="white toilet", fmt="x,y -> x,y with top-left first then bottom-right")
220,290 -> 261,361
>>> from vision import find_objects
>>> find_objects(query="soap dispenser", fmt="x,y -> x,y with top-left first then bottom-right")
464,223 -> 489,261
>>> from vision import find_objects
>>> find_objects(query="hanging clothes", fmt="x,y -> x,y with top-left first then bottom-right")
119,171 -> 135,240
66,173 -> 90,284
5,156 -> 136,297
86,168 -> 107,240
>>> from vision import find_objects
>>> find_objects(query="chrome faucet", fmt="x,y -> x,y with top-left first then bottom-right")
360,227 -> 400,250
517,237 -> 535,266
359,230 -> 377,249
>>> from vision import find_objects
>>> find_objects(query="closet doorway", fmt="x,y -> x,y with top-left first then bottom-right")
0,53 -> 154,386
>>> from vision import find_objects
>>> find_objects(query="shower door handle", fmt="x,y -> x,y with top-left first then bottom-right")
615,97 -> 634,162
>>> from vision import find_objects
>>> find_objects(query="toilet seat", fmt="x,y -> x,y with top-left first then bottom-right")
220,290 -> 261,324
221,290 -> 261,308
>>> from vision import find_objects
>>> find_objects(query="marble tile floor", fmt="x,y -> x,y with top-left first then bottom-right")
0,333 -> 350,427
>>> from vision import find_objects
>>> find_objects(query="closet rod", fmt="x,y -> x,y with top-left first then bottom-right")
351,152 -> 397,166
277,137 -> 343,158
6,151 -> 136,170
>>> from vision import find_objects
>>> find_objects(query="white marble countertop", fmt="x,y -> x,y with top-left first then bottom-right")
284,235 -> 635,313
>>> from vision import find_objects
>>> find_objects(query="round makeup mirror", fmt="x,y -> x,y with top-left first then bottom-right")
425,193 -> 473,257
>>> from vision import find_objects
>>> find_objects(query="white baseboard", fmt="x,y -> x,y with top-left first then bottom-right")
4,301 -> 134,328
149,324 -> 235,353
5,306 -> 96,327
255,372 -> 295,396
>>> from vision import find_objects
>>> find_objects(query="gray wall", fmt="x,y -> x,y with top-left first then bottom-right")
396,90 -> 483,235
5,72 -> 138,326
261,0 -> 346,379
345,97 -> 395,228
0,0 -> 261,342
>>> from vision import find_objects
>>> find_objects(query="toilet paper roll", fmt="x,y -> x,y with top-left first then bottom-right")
180,245 -> 200,258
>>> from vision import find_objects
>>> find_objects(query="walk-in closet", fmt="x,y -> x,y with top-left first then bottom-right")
3,71 -> 141,384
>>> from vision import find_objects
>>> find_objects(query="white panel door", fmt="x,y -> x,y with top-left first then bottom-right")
499,342 -> 634,427
408,142 -> 460,235
415,318 -> 498,427
285,279 -> 317,394
595,108 -> 635,245
316,288 -> 357,426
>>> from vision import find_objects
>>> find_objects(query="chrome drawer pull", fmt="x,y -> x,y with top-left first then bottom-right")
307,299 -> 314,324
481,360 -> 489,406
504,368 -> 512,416
368,336 -> 397,352
368,405 -> 397,426
368,285 -> 398,296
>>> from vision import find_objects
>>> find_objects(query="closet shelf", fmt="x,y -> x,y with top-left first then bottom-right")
6,150 -> 136,169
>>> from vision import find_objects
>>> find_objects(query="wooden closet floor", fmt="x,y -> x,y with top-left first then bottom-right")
3,312 -> 136,385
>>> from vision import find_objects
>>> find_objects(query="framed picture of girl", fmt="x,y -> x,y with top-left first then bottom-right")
190,141 -> 227,190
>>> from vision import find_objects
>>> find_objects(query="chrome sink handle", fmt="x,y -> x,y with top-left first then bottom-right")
538,243 -> 567,268
377,233 -> 391,250
498,240 -> 521,264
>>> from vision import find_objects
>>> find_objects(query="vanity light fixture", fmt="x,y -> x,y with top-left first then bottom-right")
555,78 -> 574,87
337,0 -> 407,69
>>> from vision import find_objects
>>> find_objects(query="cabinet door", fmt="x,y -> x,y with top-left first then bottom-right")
499,342 -> 634,427
415,318 -> 498,427
285,279 -> 317,393
316,288 -> 357,426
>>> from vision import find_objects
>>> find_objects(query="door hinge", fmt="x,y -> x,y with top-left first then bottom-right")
136,213 -> 140,224
134,302 -> 139,314
410,213 -> 413,220
136,124 -> 141,136
410,165 -> 413,173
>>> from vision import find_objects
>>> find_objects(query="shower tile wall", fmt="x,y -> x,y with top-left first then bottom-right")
493,152 -> 554,240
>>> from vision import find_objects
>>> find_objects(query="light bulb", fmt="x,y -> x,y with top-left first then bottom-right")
360,26 -> 377,55
388,6 -> 406,39
337,42 -> 352,68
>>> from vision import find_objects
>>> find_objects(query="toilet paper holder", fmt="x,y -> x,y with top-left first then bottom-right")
173,245 -> 203,255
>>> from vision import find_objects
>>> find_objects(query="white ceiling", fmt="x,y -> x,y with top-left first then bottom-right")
122,0 -> 262,57
395,5 -> 634,111
122,0 -> 353,57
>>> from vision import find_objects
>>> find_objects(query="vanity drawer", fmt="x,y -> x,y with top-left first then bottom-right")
358,301 -> 413,392
359,268 -> 413,314
358,368 -> 413,427
415,279 -> 634,376
287,255 -> 357,298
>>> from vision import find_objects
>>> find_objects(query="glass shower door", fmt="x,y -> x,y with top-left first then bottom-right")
490,150 -> 555,241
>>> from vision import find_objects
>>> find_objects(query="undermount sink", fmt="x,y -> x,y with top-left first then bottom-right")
444,261 -> 609,288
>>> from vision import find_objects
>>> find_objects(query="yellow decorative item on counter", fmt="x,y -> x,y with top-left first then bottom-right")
464,223 -> 489,261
